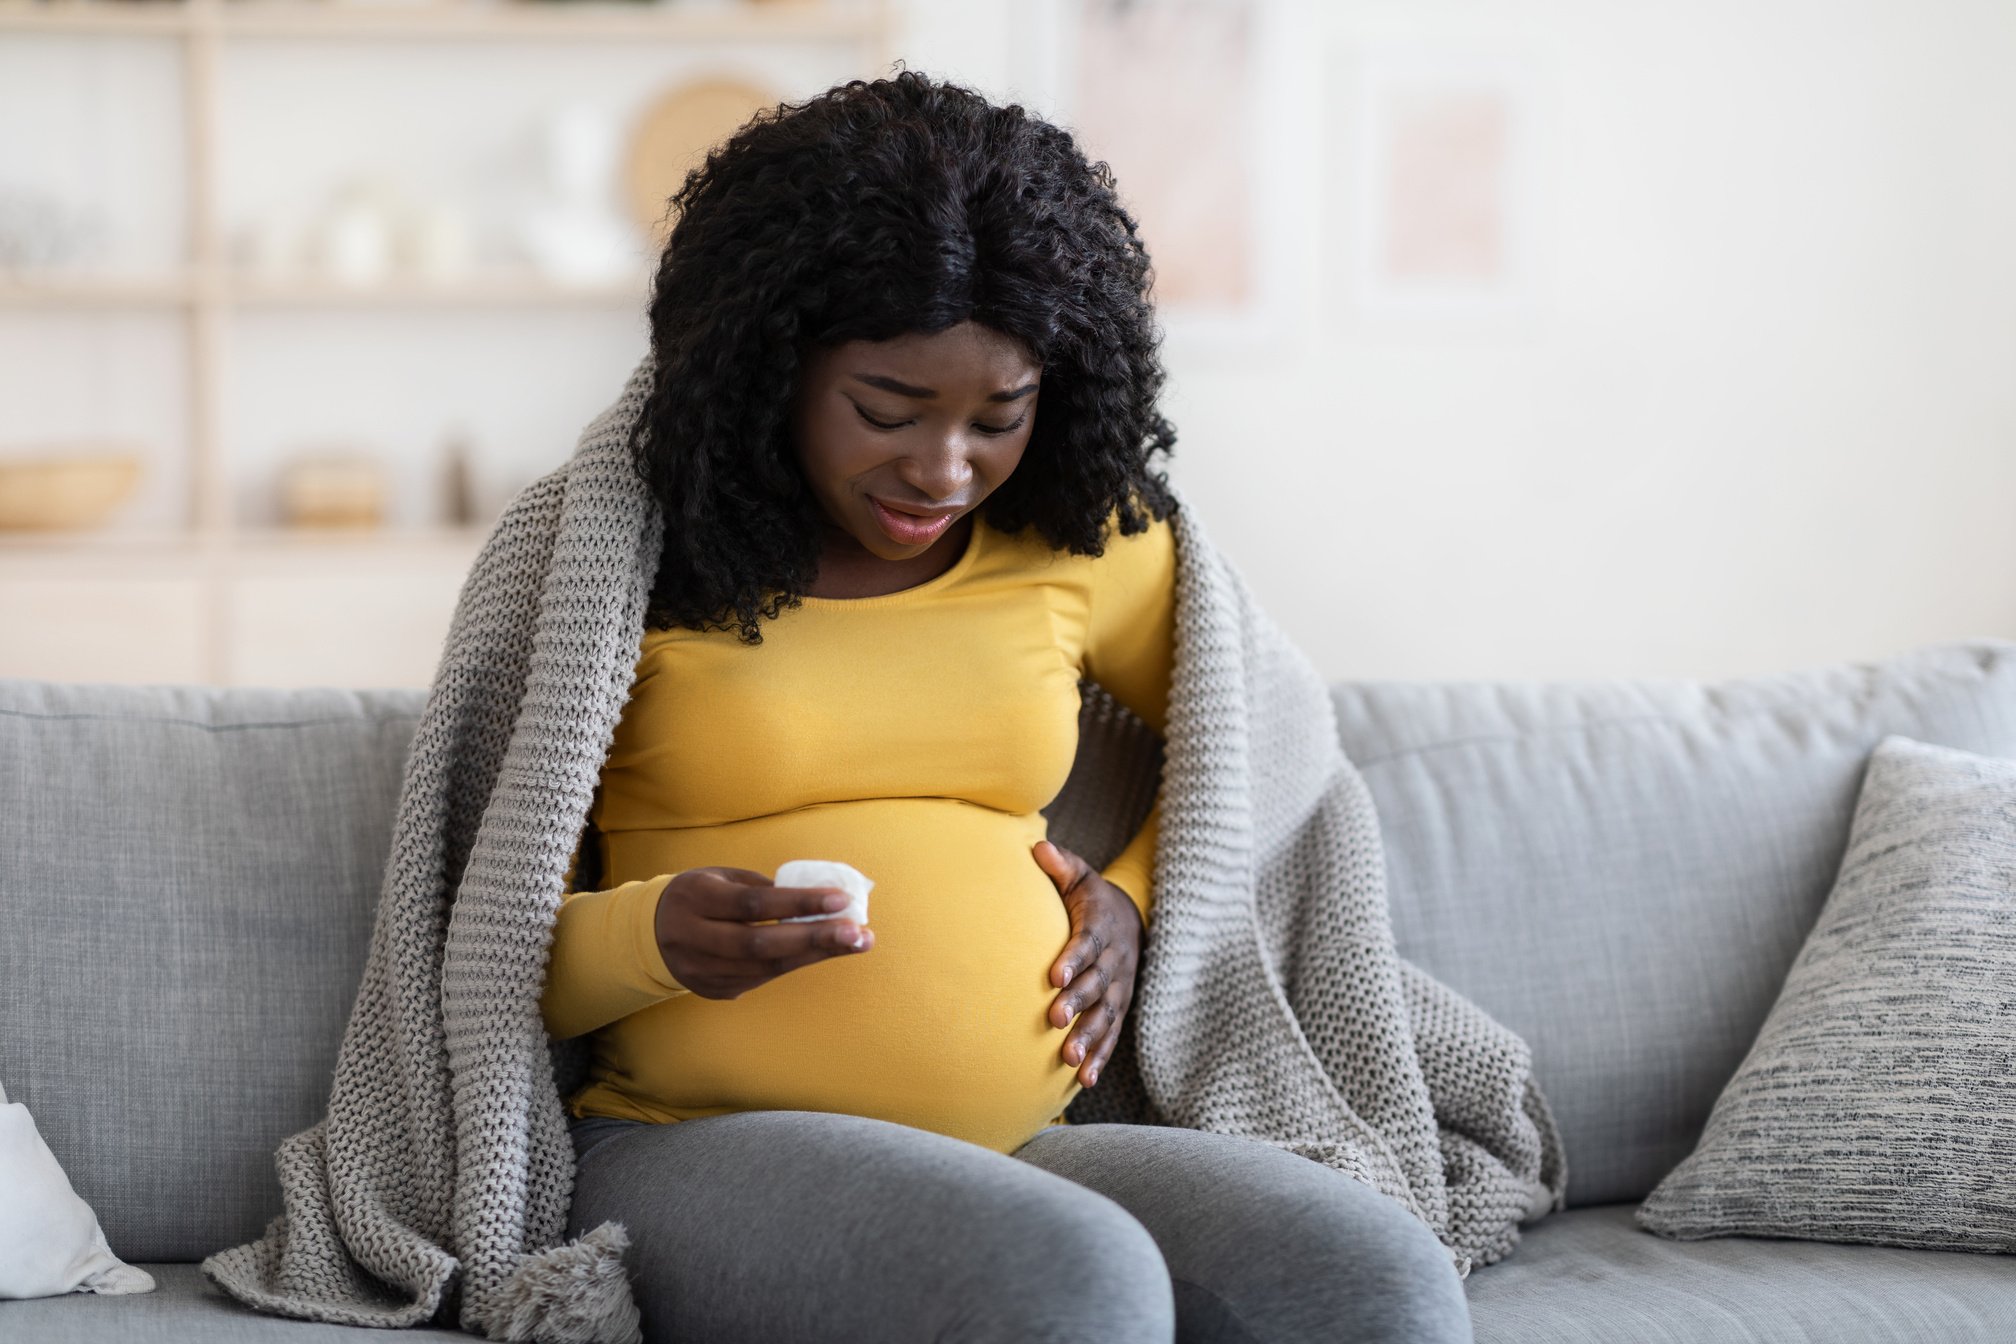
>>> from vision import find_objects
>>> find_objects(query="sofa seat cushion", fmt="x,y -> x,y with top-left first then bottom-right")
12,1217 -> 2011,1343
0,1263 -> 472,1342
1465,1204 -> 2016,1344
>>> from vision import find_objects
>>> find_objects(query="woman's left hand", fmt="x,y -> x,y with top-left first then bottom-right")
1031,838 -> 1143,1090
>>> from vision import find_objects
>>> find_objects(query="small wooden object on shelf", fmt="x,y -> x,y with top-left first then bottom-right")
278,452 -> 387,529
0,448 -> 144,531
626,74 -> 785,249
437,427 -> 479,527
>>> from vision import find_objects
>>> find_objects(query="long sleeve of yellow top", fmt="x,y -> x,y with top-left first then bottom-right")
537,504 -> 1175,1154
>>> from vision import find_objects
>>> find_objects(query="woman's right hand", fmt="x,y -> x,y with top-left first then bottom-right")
654,867 -> 874,999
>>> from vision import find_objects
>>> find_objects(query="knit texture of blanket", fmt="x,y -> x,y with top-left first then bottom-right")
200,349 -> 1568,1341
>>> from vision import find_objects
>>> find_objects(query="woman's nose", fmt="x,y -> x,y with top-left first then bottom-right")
898,439 -> 977,500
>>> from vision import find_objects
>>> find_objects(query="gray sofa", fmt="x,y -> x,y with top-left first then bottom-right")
4,637 -> 2015,1343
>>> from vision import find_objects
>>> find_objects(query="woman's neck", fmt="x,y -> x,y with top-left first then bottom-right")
804,515 -> 975,599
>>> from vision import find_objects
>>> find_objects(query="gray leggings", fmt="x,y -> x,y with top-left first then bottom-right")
566,1110 -> 1472,1344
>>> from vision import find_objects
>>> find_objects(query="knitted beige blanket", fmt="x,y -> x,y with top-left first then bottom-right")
200,350 -> 1567,1342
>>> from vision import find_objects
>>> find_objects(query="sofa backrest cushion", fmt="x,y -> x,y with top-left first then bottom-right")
8,638 -> 2015,1258
1331,638 -> 2016,1208
0,679 -> 426,1262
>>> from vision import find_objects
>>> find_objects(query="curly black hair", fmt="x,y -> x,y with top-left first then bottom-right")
629,66 -> 1180,644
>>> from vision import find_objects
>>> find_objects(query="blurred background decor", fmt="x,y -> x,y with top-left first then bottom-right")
625,73 -> 785,250
0,0 -> 894,688
0,446 -> 144,532
0,184 -> 113,277
0,0 -> 2010,690
1014,0 -> 1303,347
276,450 -> 386,529
1347,42 -> 1543,327
519,102 -> 643,285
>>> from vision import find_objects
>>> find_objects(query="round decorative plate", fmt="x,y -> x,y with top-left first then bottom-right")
625,75 -> 783,250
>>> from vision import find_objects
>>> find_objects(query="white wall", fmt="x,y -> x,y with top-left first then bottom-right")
5,0 -> 2010,686
899,0 -> 2016,682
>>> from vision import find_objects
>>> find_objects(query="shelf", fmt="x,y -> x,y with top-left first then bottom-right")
0,0 -> 190,33
0,527 -> 212,551
0,275 -> 197,307
0,524 -> 494,577
232,523 -> 493,546
0,524 -> 492,547
229,272 -> 650,306
0,270 -> 651,308
0,0 -> 876,40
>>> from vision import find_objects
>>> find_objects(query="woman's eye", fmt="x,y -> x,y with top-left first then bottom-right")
853,405 -> 1027,435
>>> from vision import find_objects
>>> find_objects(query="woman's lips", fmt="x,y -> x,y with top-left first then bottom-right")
869,496 -> 956,546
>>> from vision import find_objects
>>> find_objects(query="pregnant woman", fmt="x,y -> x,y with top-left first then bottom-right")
538,71 -> 1471,1344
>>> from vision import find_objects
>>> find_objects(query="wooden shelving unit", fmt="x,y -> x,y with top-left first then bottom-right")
0,0 -> 881,40
0,0 -> 897,683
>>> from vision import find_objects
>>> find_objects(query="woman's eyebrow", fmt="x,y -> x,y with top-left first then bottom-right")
851,373 -> 1039,402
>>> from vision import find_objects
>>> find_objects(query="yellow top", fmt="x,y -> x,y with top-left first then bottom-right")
538,504 -> 1175,1154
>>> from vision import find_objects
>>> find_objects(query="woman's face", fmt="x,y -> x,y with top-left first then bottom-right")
791,320 -> 1042,565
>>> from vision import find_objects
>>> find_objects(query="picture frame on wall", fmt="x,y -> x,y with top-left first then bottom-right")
1009,0 -> 1312,352
1336,40 -> 1551,331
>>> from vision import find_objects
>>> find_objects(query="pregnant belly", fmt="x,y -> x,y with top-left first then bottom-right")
588,797 -> 1084,1153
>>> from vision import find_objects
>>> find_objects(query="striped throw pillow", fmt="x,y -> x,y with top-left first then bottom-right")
1636,734 -> 2016,1253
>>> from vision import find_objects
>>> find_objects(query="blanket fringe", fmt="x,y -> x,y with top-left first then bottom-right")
487,1221 -> 643,1344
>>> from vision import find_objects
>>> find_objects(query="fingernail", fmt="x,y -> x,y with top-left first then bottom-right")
1059,965 -> 1074,986
1087,1068 -> 1100,1084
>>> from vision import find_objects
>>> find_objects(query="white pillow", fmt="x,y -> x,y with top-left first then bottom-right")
0,1076 -> 155,1298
